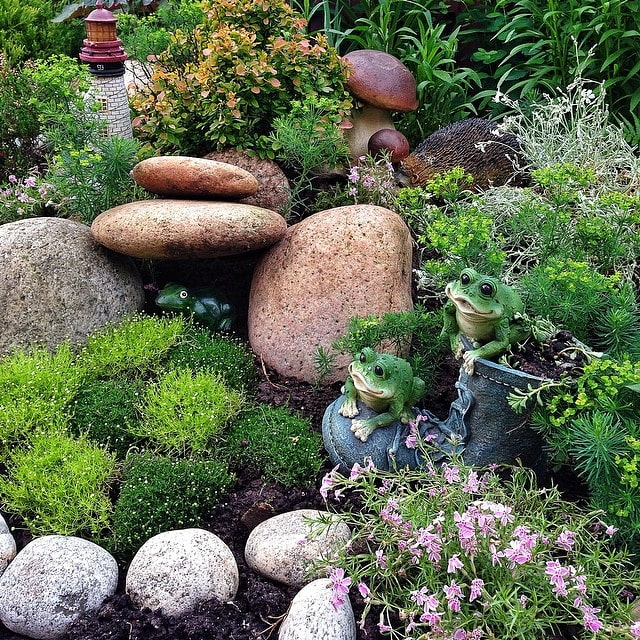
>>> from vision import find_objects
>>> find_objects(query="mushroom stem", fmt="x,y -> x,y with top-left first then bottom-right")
344,104 -> 395,160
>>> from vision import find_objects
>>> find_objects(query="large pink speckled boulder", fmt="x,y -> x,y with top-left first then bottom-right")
248,204 -> 413,383
91,200 -> 287,260
131,156 -> 258,199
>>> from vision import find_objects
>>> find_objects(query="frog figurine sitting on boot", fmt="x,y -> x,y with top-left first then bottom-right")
339,347 -> 425,442
442,268 -> 530,374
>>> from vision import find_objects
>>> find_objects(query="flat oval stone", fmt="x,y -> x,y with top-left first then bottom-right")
0,515 -> 16,576
91,199 -> 287,260
131,156 -> 259,198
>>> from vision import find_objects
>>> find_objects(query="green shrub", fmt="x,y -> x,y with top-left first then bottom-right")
0,0 -> 83,67
130,0 -> 352,158
112,453 -> 235,558
80,314 -> 185,380
0,55 -> 92,182
69,377 -> 145,459
330,307 -> 445,391
45,134 -> 145,224
530,356 -> 640,551
137,368 -> 244,455
0,343 -> 81,451
0,432 -> 116,539
224,404 -> 324,488
520,259 -> 639,353
165,326 -> 257,392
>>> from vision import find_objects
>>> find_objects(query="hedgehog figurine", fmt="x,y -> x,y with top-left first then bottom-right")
396,118 -> 528,191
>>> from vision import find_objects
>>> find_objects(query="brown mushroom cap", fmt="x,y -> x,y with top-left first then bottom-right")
368,128 -> 410,163
344,49 -> 418,112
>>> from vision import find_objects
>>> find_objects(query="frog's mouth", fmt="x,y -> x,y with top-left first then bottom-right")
445,285 -> 501,321
348,366 -> 394,402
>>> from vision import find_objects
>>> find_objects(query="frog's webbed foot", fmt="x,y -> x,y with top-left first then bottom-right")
339,397 -> 359,419
462,350 -> 478,375
351,419 -> 377,442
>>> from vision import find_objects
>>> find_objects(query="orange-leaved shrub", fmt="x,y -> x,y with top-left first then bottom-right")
130,0 -> 352,158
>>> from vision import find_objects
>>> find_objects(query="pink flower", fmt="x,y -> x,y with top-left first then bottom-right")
378,621 -> 392,633
503,539 -> 532,568
448,597 -> 462,612
320,465 -> 340,500
463,470 -> 480,493
453,629 -> 467,639
375,549 -> 387,569
443,463 -> 461,483
469,578 -> 484,602
545,560 -> 570,593
444,580 -> 463,600
357,581 -> 370,598
328,567 -> 351,610
630,621 -> 640,637
555,530 -> 576,551
447,553 -> 464,573
580,606 -> 603,633
605,524 -> 618,536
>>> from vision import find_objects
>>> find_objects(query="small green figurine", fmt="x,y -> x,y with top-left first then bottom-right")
339,347 -> 425,442
442,268 -> 530,374
155,283 -> 235,331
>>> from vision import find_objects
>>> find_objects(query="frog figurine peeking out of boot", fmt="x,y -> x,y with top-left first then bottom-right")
442,268 -> 530,374
338,347 -> 425,442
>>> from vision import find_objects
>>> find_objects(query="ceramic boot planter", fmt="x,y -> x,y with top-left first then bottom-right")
322,355 -> 546,474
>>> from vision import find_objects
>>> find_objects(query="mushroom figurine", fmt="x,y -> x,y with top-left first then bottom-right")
342,49 -> 418,160
368,128 -> 411,163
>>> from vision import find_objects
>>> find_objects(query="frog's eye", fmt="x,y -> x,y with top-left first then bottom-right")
480,281 -> 496,297
374,364 -> 385,378
179,290 -> 189,299
460,272 -> 471,285
359,351 -> 367,363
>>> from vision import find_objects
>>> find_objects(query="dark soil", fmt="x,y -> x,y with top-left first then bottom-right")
0,332 -> 597,640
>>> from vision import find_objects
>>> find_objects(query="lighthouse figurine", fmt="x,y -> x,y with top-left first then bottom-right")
79,1 -> 133,139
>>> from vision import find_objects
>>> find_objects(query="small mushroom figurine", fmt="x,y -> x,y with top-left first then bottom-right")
342,49 -> 418,160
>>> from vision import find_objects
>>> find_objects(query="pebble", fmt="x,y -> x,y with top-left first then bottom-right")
245,509 -> 350,588
278,578 -> 356,640
0,535 -> 118,640
126,528 -> 239,618
0,514 -> 16,576
91,199 -> 287,260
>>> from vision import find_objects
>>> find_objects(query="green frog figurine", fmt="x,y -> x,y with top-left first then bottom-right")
155,283 -> 235,331
442,268 -> 530,374
339,347 -> 425,442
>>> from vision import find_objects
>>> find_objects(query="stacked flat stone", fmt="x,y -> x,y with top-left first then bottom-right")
91,156 -> 287,260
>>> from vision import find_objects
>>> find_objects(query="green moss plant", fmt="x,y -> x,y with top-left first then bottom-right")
69,377 -> 145,459
224,404 -> 324,488
112,453 -> 235,558
80,314 -> 185,380
0,432 -> 116,539
136,368 -> 244,455
165,326 -> 257,393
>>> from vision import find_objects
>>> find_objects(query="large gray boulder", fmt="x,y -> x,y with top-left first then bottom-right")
0,535 -> 118,639
0,217 -> 144,355
248,204 -> 414,383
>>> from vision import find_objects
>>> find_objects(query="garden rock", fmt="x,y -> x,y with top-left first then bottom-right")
204,149 -> 291,215
248,204 -> 413,383
131,156 -> 259,199
244,509 -> 350,588
91,199 -> 287,260
278,578 -> 356,640
0,535 -> 118,640
0,514 -> 16,576
126,528 -> 238,618
0,217 -> 144,356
